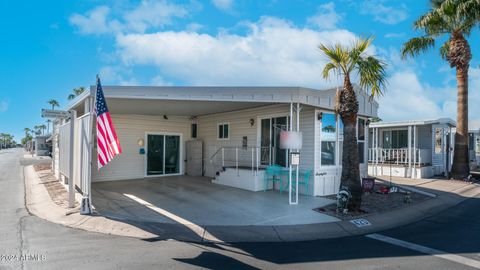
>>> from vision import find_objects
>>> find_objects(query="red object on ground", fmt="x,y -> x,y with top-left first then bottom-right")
378,186 -> 390,194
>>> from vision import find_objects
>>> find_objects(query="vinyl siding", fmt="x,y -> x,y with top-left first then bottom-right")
92,114 -> 192,182
197,104 -> 316,177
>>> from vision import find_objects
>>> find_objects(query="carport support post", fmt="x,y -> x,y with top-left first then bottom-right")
68,110 -> 76,208
289,102 -> 293,204
295,102 -> 299,204
408,125 -> 412,178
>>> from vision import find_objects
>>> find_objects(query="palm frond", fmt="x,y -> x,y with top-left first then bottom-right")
401,37 -> 435,59
347,36 -> 374,73
439,40 -> 450,60
318,43 -> 349,74
356,56 -> 388,97
322,63 -> 339,80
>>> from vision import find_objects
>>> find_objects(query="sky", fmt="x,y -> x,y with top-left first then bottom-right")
0,0 -> 479,141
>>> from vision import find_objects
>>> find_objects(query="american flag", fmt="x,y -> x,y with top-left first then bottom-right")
95,76 -> 122,168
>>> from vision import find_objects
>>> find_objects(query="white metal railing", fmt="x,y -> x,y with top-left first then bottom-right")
368,148 -> 432,166
210,146 -> 271,176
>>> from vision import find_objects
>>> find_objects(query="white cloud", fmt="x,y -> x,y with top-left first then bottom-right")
378,71 -> 444,121
70,6 -> 121,35
70,1 -> 189,35
123,0 -> 188,33
377,67 -> 480,129
99,66 -> 138,86
212,0 -> 233,12
0,99 -> 8,113
115,17 -> 361,87
384,32 -> 405,39
307,2 -> 342,30
358,0 -> 408,25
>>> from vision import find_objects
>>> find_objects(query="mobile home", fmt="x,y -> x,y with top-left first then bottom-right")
55,85 -> 378,204
368,118 -> 456,179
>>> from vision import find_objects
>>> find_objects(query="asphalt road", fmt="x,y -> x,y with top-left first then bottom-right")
1,148 -> 479,270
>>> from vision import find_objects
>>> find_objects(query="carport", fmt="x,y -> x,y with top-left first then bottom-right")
92,175 -> 338,227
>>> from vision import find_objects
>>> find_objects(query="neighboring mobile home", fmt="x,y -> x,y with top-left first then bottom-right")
34,134 -> 52,156
55,85 -> 378,203
368,118 -> 456,179
469,129 -> 480,167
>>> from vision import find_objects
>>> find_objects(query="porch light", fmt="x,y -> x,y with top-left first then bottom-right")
249,118 -> 255,127
317,112 -> 323,121
137,138 -> 144,147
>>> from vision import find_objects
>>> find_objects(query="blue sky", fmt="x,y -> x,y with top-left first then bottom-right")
0,0 -> 479,141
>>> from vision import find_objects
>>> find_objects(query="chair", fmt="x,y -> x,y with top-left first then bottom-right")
264,165 -> 284,192
291,170 -> 312,195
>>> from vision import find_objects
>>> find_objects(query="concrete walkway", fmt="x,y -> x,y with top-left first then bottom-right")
92,176 -> 338,226
24,162 -> 480,243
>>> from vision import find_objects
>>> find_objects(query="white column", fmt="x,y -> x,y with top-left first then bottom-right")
295,102 -> 300,204
408,125 -> 412,178
413,125 -> 417,179
289,102 -> 293,204
375,127 -> 379,176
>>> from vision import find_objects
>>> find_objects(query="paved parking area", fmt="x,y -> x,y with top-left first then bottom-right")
92,176 -> 338,226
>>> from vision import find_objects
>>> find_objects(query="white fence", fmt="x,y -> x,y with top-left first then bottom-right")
59,121 -> 71,177
75,113 -> 92,193
58,113 -> 92,194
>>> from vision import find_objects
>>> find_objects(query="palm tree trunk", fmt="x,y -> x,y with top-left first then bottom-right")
339,76 -> 362,211
451,67 -> 469,179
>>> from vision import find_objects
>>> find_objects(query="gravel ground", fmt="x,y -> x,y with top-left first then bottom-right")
33,163 -> 79,208
315,181 -> 431,220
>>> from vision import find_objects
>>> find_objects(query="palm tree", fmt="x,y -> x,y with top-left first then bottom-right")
68,87 -> 86,100
33,125 -> 41,135
47,99 -> 60,110
39,124 -> 47,135
401,0 -> 475,179
46,119 -> 52,133
319,36 -> 387,211
23,128 -> 31,137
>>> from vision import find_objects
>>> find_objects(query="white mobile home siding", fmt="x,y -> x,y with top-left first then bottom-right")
198,104 -> 316,178
92,114 -> 193,182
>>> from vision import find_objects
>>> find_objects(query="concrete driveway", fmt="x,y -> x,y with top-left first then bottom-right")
92,176 -> 338,226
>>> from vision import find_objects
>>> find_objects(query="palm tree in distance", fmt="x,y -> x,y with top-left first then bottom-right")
39,124 -> 47,135
319,36 -> 387,211
47,99 -> 60,110
401,0 -> 476,179
68,87 -> 86,100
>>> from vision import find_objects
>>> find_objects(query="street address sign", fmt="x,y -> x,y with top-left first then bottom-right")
41,109 -> 70,119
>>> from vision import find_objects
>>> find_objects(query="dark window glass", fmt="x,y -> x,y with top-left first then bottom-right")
191,123 -> 197,138
358,119 -> 365,141
321,141 -> 335,165
358,142 -> 365,163
218,125 -> 223,138
223,124 -> 229,139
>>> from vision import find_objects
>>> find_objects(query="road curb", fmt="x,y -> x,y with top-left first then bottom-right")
24,165 -> 480,243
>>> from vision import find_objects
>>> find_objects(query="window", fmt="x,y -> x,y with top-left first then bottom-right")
382,130 -> 408,149
321,113 -> 336,166
218,123 -> 229,139
357,118 -> 366,163
191,123 -> 197,138
469,133 -> 474,151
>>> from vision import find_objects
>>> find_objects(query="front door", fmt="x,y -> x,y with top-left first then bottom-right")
147,134 -> 181,176
260,116 -> 288,167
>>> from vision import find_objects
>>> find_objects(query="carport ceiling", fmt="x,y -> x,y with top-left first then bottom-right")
107,98 -> 274,116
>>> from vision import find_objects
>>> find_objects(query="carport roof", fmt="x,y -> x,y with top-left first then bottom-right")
67,85 -> 379,117
369,118 -> 456,128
